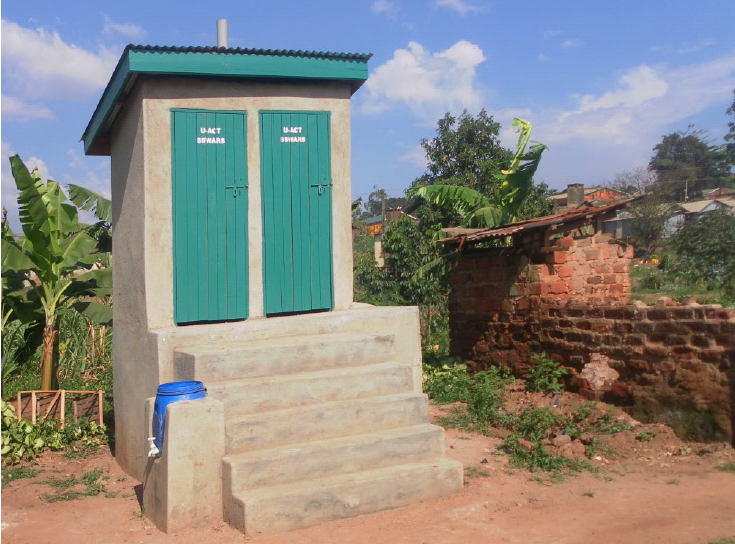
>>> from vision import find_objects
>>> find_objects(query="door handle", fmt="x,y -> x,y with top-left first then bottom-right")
226,185 -> 246,197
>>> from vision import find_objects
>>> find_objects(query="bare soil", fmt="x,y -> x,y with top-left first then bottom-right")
3,389 -> 735,544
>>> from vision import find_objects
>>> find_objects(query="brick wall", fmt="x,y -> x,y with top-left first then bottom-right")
448,231 -> 735,443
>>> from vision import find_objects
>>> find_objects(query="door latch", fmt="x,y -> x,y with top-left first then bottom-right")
226,185 -> 246,197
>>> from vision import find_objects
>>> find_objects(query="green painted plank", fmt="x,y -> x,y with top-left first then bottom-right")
306,114 -> 321,309
215,113 -> 228,319
280,113 -> 294,312
205,112 -> 220,319
318,113 -> 334,309
224,113 -> 236,319
184,111 -> 201,322
260,113 -> 279,314
293,112 -> 309,312
233,113 -> 248,318
172,112 -> 185,322
196,112 -> 209,320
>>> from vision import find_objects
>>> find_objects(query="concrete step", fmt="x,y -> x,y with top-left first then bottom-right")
225,458 -> 464,535
207,362 -> 413,415
224,424 -> 447,490
224,392 -> 429,454
174,332 -> 397,382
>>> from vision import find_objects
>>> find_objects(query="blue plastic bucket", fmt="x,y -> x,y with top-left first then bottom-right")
152,381 -> 206,453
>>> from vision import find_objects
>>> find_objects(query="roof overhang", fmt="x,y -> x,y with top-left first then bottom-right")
439,196 -> 643,247
82,45 -> 371,156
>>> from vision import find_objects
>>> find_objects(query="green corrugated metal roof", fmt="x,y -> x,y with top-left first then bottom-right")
82,45 -> 371,156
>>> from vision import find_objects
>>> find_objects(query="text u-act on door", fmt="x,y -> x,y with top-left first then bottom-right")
260,111 -> 333,316
171,109 -> 249,324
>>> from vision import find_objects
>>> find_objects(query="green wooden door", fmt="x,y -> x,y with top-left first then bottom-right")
172,109 -> 248,324
260,111 -> 333,315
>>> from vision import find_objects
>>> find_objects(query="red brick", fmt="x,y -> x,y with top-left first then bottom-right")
549,251 -> 566,264
557,265 -> 574,279
556,236 -> 574,248
585,249 -> 601,261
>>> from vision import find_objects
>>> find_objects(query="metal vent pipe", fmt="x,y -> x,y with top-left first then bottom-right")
217,19 -> 228,48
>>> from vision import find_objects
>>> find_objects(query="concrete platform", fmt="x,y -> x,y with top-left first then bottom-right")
144,306 -> 463,535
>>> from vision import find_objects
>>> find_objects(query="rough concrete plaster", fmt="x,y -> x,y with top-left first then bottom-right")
109,76 -> 362,479
142,397 -> 225,533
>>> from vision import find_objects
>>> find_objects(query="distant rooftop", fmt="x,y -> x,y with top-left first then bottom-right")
82,45 -> 371,156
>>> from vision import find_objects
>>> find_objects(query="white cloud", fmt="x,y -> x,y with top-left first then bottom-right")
435,0 -> 486,15
361,40 -> 486,122
560,38 -> 582,49
2,94 -> 55,120
676,38 -> 716,55
543,30 -> 562,38
537,53 -> 549,62
398,145 -> 428,169
1,19 -> 119,99
371,0 -> 398,20
102,14 -> 146,40
494,53 -> 735,190
571,65 -> 669,116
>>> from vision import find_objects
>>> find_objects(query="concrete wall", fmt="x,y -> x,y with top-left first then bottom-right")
109,76 -> 360,479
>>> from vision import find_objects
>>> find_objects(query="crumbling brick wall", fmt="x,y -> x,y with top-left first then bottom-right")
448,231 -> 734,443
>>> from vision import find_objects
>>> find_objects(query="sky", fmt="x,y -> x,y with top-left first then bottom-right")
2,0 -> 735,226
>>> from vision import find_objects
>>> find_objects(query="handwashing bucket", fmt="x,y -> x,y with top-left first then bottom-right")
152,381 -> 206,453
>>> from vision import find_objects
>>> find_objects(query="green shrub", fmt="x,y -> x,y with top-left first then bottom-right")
525,353 -> 568,393
1,401 -> 45,465
423,360 -> 473,404
1,400 -> 106,466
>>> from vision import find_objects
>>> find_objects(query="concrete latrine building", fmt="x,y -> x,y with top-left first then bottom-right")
82,42 -> 461,535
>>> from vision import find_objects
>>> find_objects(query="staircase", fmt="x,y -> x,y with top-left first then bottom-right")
173,329 -> 463,535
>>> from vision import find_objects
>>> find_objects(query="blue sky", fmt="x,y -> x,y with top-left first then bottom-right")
3,0 -> 735,226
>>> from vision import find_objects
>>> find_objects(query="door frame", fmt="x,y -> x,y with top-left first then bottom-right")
171,108 -> 249,324
259,109 -> 334,316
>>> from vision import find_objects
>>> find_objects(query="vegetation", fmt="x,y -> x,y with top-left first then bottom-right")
409,118 -> 550,230
2,155 -> 112,390
423,360 -> 639,475
524,353 -> 568,394
1,466 -> 42,488
40,467 -> 108,502
1,400 -> 106,467
668,209 -> 735,295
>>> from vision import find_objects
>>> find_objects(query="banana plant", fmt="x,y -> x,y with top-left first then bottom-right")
409,118 -> 547,229
1,156 -> 112,390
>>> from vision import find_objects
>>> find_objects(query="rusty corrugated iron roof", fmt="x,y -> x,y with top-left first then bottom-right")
439,197 -> 641,246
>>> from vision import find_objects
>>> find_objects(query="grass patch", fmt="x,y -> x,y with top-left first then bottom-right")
1,466 -> 42,488
40,467 -> 107,502
715,462 -> 735,473
707,538 -> 735,544
464,466 -> 491,478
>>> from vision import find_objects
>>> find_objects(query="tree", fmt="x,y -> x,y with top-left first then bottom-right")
1,156 -> 112,390
407,109 -> 516,227
649,127 -> 730,201
360,187 -> 408,218
409,119 -> 548,229
725,89 -> 735,171
669,209 -> 735,295
605,166 -> 657,195
382,216 -> 448,348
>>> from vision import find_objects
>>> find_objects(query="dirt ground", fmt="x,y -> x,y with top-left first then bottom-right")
3,390 -> 735,544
